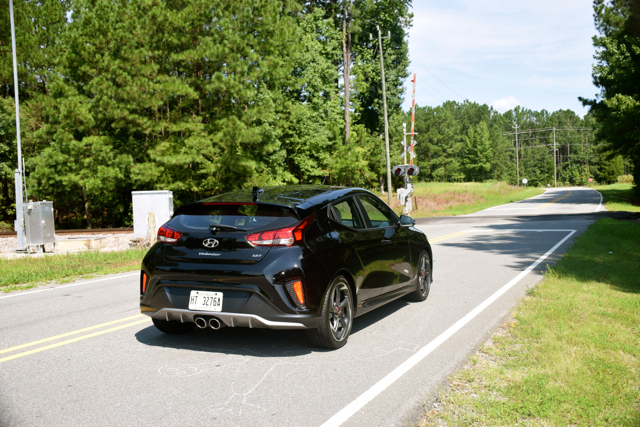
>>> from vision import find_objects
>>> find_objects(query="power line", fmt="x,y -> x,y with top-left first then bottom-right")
411,57 -> 466,102
503,127 -> 591,135
414,80 -> 445,105
508,135 -> 594,143
504,143 -> 598,150
415,78 -> 447,101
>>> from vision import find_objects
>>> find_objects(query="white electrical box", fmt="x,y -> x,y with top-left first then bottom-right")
132,190 -> 174,239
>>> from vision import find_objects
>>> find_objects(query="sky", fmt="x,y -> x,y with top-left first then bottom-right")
402,0 -> 599,116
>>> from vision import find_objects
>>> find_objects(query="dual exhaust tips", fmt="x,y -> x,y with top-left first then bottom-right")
194,316 -> 225,330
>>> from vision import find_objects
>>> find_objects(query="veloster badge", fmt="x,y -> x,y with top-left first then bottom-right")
202,238 -> 220,248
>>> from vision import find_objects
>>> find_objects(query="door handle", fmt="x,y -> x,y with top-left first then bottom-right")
381,239 -> 392,244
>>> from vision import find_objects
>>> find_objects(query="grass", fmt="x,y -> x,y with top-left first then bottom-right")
595,183 -> 640,212
419,218 -> 640,426
0,248 -> 147,293
374,182 -> 545,217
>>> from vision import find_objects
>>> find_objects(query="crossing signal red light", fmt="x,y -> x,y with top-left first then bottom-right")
405,165 -> 420,176
392,165 -> 406,177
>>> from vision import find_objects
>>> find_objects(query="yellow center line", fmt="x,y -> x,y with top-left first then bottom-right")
0,313 -> 145,355
430,231 -> 471,243
0,318 -> 151,364
538,190 -> 572,210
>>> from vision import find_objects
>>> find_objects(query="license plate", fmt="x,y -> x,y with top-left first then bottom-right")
188,291 -> 223,312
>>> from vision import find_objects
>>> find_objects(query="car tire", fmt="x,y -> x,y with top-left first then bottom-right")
152,318 -> 196,334
307,275 -> 354,349
407,251 -> 431,302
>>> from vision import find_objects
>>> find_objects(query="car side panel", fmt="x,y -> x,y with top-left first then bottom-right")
304,204 -> 370,307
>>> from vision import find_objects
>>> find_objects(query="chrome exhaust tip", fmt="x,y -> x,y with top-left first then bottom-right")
194,317 -> 208,329
208,317 -> 225,330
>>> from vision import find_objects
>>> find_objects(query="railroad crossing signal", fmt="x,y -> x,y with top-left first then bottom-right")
401,123 -> 418,165
392,165 -> 420,177
400,140 -> 417,148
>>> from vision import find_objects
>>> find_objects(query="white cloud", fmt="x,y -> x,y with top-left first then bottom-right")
491,95 -> 521,113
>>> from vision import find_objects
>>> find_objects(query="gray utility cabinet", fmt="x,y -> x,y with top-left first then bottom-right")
24,201 -> 56,246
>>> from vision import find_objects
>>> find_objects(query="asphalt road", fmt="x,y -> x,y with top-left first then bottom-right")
0,187 -> 606,427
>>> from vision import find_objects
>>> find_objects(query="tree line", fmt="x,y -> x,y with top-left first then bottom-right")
0,0 -> 633,229
580,0 -> 640,194
407,103 -> 627,187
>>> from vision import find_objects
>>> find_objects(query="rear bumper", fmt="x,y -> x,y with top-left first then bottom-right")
142,308 -> 316,330
140,243 -> 329,330
140,283 -> 323,330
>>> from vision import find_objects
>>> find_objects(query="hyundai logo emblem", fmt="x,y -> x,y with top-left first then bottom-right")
202,238 -> 220,248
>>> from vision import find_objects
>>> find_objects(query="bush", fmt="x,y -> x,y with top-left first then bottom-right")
617,174 -> 635,184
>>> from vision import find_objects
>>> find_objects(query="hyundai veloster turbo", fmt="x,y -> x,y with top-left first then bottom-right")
140,185 -> 432,349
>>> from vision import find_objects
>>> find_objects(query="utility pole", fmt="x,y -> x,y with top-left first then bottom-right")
410,74 -> 416,165
553,127 -> 557,188
373,25 -> 392,205
513,122 -> 519,188
9,0 -> 25,251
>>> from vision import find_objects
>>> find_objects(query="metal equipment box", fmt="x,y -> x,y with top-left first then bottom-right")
132,190 -> 174,239
23,201 -> 56,246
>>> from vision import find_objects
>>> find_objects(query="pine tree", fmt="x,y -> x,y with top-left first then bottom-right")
462,121 -> 493,181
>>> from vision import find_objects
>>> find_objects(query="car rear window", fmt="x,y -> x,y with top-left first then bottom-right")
169,203 -> 299,232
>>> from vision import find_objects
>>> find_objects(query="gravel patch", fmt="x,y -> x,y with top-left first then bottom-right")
0,233 -> 138,260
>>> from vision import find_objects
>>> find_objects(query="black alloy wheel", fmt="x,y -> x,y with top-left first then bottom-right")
408,251 -> 431,302
152,318 -> 196,334
307,276 -> 354,349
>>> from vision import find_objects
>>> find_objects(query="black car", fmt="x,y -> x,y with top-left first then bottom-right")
140,185 -> 433,349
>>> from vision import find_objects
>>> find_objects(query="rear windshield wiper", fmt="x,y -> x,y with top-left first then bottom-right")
209,224 -> 247,233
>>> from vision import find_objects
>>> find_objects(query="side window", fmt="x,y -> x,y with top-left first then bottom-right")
357,196 -> 397,228
330,198 -> 364,230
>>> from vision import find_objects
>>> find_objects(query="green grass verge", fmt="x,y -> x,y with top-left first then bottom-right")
374,182 -> 544,217
595,183 -> 640,212
0,249 -> 147,293
420,218 -> 640,426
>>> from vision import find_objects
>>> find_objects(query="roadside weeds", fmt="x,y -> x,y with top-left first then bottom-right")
595,183 -> 640,212
417,218 -> 640,426
375,182 -> 544,217
0,248 -> 146,292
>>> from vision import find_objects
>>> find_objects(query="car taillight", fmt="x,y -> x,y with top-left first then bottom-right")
140,271 -> 148,295
157,224 -> 183,243
245,213 -> 315,247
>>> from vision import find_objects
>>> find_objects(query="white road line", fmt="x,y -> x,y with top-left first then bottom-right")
595,189 -> 603,212
487,208 -> 548,210
462,229 -> 575,233
320,230 -> 577,427
0,273 -> 139,300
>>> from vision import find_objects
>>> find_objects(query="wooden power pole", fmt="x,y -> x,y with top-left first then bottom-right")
374,25 -> 392,205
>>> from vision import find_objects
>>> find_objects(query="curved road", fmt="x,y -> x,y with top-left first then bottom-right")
0,188 -> 606,426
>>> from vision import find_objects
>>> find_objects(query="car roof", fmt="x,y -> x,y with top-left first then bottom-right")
198,185 -> 368,208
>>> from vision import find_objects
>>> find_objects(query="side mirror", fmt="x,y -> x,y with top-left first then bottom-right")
399,215 -> 415,226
